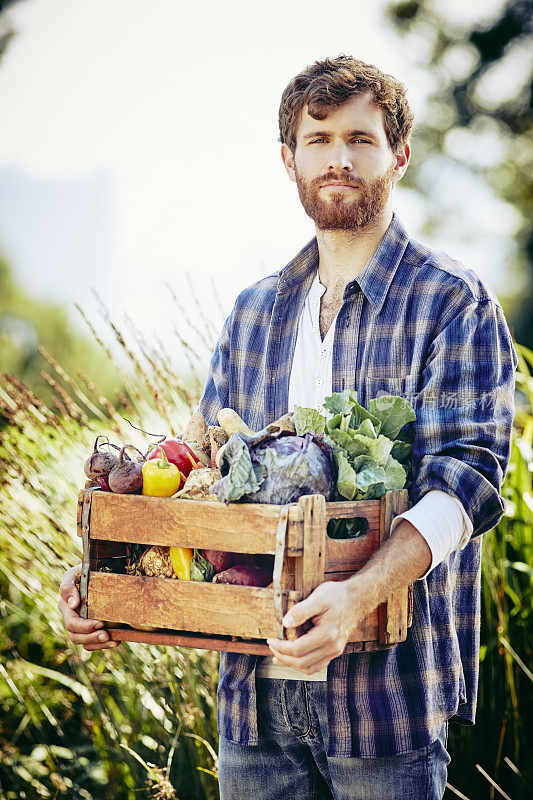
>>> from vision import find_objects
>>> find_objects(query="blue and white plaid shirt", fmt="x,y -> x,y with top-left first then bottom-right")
199,213 -> 517,757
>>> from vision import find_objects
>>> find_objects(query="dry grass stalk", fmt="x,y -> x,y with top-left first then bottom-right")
75,302 -> 144,407
38,345 -> 108,422
94,298 -> 173,430
76,369 -> 118,420
41,371 -> 87,424
185,271 -> 221,346
166,281 -> 213,353
115,390 -> 134,415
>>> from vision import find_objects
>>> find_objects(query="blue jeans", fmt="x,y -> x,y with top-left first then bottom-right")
218,678 -> 450,800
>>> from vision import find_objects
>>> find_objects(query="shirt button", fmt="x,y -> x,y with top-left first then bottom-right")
316,378 -> 323,387
320,349 -> 327,357
312,325 -> 319,334
311,300 -> 318,308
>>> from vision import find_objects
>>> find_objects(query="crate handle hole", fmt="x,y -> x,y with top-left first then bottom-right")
327,517 -> 369,539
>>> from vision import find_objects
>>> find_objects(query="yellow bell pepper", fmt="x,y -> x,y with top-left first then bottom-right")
142,448 -> 182,497
169,546 -> 193,579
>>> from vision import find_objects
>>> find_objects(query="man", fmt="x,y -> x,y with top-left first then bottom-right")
59,56 -> 517,799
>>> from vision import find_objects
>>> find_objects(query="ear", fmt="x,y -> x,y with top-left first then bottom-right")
281,143 -> 297,183
391,142 -> 410,185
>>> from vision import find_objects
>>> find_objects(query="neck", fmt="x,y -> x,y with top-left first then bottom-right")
316,207 -> 393,291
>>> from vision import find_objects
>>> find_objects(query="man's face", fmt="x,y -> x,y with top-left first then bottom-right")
282,92 -> 409,230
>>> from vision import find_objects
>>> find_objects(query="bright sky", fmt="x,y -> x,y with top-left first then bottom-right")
0,0 -> 516,358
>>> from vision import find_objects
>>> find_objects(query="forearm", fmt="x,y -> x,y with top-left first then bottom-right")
344,519 -> 432,617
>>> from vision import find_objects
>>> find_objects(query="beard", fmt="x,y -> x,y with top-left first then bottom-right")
294,162 -> 395,231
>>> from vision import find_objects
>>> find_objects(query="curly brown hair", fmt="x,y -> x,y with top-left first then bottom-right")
278,55 -> 414,155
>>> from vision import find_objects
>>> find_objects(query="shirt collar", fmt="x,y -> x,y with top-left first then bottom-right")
353,213 -> 410,314
277,213 -> 410,315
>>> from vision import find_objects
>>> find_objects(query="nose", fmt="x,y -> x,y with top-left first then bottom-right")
327,141 -> 353,172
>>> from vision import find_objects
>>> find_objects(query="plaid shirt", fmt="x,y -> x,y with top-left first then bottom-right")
199,213 -> 517,757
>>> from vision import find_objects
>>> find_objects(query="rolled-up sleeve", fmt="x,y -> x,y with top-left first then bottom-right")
410,298 -> 517,537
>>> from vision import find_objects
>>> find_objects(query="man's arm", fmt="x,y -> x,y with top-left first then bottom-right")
409,297 -> 517,537
267,518 -> 430,675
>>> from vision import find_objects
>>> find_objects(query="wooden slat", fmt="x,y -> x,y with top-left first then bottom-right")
106,602 -> 378,649
295,495 -> 326,599
105,627 -> 373,655
87,492 -> 304,554
325,499 -> 381,522
107,627 -> 273,654
378,490 -> 411,645
324,527 -> 380,572
88,572 -> 301,639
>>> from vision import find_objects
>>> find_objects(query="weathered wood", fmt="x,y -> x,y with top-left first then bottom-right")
77,490 -> 85,537
324,528 -> 380,572
80,488 -> 414,653
106,626 -> 274,654
325,500 -> 381,522
295,495 -> 326,600
280,554 -> 295,591
377,490 -> 411,645
273,505 -> 290,638
105,626 -> 371,655
88,572 -> 302,639
88,492 -> 304,554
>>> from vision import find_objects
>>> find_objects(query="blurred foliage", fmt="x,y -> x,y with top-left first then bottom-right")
445,344 -> 533,799
0,256 -> 134,421
386,0 -> 533,347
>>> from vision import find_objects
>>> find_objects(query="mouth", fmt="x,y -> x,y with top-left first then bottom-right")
321,182 -> 357,190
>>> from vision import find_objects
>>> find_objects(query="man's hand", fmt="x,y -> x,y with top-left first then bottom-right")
58,563 -> 120,651
267,518 -> 432,675
267,580 -> 364,675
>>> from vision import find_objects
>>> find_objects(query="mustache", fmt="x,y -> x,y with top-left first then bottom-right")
313,173 -> 363,188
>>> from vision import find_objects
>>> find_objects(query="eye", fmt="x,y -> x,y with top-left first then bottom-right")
309,138 -> 328,144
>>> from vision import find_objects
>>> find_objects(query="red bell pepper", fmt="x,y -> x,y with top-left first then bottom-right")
146,439 -> 200,478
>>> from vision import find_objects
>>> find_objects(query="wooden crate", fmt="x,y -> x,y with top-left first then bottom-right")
77,488 -> 412,655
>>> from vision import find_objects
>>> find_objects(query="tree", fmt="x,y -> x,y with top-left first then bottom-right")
387,0 -> 533,345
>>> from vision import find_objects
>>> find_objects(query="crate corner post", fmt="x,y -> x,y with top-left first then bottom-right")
377,489 -> 412,645
295,494 -> 327,600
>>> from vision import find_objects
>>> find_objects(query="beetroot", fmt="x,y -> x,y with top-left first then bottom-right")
84,436 -> 121,481
108,446 -> 144,494
213,563 -> 273,587
201,549 -> 232,573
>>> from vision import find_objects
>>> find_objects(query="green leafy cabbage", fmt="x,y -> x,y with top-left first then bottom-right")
293,389 -> 416,538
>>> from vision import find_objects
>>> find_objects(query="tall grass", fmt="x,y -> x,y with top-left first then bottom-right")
0,302 -> 531,799
447,345 -> 533,800
0,298 -> 220,800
